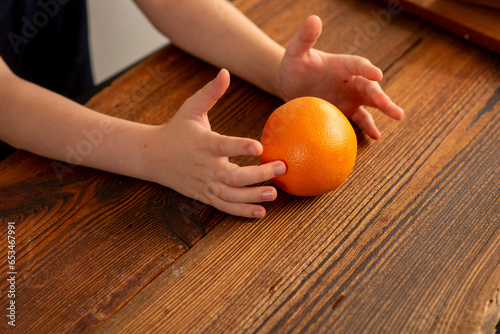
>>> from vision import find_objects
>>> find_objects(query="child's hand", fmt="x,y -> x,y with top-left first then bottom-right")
146,69 -> 286,218
277,16 -> 404,139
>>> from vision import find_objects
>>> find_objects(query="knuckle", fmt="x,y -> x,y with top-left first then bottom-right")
191,191 -> 212,208
213,135 -> 232,156
225,167 -> 241,186
214,162 -> 237,184
204,180 -> 223,199
259,165 -> 274,181
227,174 -> 239,186
200,82 -> 217,100
215,139 -> 227,155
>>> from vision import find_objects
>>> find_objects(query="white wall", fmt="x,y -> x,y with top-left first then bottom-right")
86,0 -> 168,85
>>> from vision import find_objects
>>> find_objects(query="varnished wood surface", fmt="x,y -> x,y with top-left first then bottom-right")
378,0 -> 500,54
1,0 -> 499,333
452,0 -> 500,10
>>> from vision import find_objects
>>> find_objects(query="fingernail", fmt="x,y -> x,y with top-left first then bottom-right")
215,68 -> 228,83
261,190 -> 274,201
252,210 -> 264,218
215,69 -> 222,82
274,163 -> 286,177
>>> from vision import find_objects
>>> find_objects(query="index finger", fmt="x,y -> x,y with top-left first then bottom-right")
208,133 -> 263,157
342,55 -> 383,81
351,77 -> 404,120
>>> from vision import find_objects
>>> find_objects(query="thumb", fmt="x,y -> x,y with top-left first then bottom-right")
178,69 -> 230,122
286,15 -> 322,57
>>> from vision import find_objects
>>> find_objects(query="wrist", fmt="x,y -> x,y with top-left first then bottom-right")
85,117 -> 156,182
121,122 -> 161,184
263,45 -> 286,100
132,123 -> 177,189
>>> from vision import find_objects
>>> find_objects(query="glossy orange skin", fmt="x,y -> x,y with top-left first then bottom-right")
260,97 -> 357,196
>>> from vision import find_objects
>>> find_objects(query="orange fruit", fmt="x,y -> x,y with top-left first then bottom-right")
260,96 -> 357,196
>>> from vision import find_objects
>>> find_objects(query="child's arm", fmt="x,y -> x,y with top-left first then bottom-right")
134,0 -> 404,138
0,57 -> 150,179
0,58 -> 283,218
134,0 -> 284,97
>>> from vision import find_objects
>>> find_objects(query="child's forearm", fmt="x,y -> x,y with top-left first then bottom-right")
0,70 -> 153,181
0,62 -> 285,217
134,0 -> 285,98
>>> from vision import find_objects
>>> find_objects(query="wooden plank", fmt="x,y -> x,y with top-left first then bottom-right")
379,0 -> 500,54
451,0 -> 500,9
95,6 -> 500,334
0,154 -> 225,333
0,0 -> 425,332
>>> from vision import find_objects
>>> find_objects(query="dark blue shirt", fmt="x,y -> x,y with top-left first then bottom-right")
0,0 -> 93,99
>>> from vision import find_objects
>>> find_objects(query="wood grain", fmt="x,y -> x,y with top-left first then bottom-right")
0,158 -> 224,333
0,0 -> 426,332
378,0 -> 500,54
451,0 -> 500,9
1,0 -> 499,332
95,2 -> 500,333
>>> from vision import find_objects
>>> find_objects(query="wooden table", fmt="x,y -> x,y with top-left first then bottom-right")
379,0 -> 500,54
1,0 -> 499,332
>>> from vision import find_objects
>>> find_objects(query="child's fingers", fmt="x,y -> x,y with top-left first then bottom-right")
351,77 -> 388,106
205,181 -> 278,204
207,194 -> 268,218
207,133 -> 263,157
234,161 -> 286,186
286,15 -> 322,57
377,100 -> 405,120
342,55 -> 383,81
213,160 -> 286,188
179,69 -> 230,121
350,106 -> 381,140
350,77 -> 404,120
